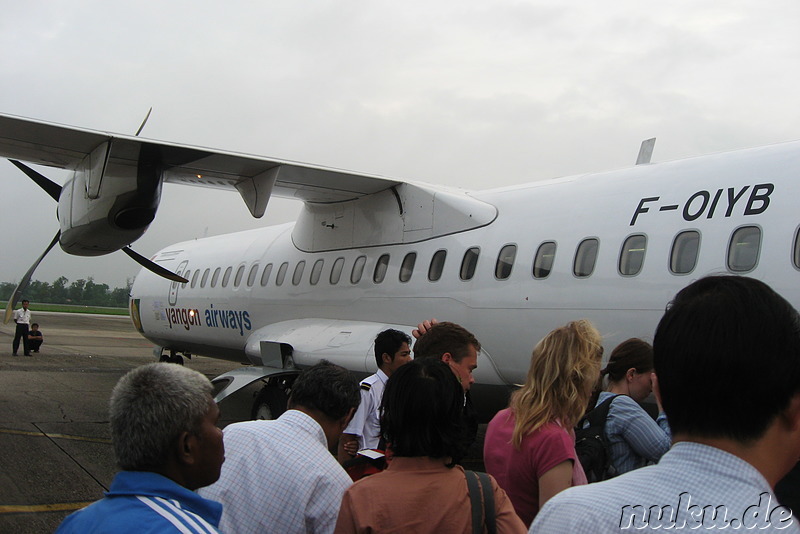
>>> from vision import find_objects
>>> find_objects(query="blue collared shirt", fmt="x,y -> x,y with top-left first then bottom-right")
595,391 -> 671,474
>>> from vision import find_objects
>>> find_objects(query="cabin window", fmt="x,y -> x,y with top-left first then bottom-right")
573,238 -> 599,277
247,264 -> 259,287
222,267 -> 233,287
292,261 -> 306,285
374,254 -> 390,283
276,262 -> 289,286
793,227 -> 800,270
234,265 -> 245,287
211,267 -> 221,287
619,234 -> 647,276
533,241 -> 556,279
331,257 -> 345,284
183,270 -> 191,289
460,247 -> 480,281
201,268 -> 210,288
351,255 -> 366,284
670,231 -> 700,275
428,250 -> 447,282
260,263 -> 273,286
191,270 -> 201,288
727,226 -> 761,272
495,244 -> 517,280
400,253 -> 417,282
310,259 -> 324,285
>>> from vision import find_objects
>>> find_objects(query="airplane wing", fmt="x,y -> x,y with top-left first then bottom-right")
0,112 -> 401,215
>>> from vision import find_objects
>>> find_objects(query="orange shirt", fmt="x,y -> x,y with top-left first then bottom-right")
334,456 -> 526,534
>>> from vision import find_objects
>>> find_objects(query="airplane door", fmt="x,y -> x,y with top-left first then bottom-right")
168,260 -> 188,306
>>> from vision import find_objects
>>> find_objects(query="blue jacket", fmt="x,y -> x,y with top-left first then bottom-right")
56,471 -> 223,533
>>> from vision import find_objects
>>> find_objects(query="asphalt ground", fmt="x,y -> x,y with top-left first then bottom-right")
0,312 -> 248,533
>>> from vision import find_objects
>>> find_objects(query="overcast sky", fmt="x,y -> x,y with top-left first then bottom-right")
1,1 -> 798,289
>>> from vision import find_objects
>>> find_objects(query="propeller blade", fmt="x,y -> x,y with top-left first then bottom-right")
135,107 -> 153,136
122,247 -> 188,283
9,160 -> 62,201
4,231 -> 60,324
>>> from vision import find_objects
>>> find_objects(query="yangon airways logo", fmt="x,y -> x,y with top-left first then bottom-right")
165,304 -> 252,336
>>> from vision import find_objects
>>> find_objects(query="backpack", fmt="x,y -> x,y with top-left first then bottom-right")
574,394 -> 621,482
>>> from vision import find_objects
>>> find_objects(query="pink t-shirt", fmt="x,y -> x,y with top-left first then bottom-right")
483,408 -> 587,526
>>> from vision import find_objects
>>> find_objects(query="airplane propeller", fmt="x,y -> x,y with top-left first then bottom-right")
3,153 -> 186,323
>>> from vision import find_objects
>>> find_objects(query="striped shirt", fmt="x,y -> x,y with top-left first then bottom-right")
55,471 -> 222,533
595,391 -> 671,474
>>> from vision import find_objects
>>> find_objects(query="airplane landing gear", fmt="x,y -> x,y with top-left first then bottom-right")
157,349 -> 189,365
250,378 -> 293,420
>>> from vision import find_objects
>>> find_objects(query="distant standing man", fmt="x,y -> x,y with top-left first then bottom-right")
12,299 -> 31,356
27,323 -> 43,353
338,329 -> 413,463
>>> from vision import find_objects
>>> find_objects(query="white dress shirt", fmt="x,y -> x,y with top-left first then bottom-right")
199,410 -> 352,534
13,308 -> 31,325
342,369 -> 388,450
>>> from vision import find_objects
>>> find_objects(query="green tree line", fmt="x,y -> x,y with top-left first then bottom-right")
0,276 -> 131,308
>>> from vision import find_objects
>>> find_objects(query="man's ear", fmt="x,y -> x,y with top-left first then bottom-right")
441,352 -> 454,364
781,393 -> 800,433
176,430 -> 197,466
381,352 -> 392,366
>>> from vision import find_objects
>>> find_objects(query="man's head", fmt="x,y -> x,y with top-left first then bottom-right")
288,360 -> 360,448
109,363 -> 224,491
30,323 -> 39,331
21,300 -> 29,310
654,275 -> 800,444
413,321 -> 480,390
374,329 -> 412,375
381,358 -> 467,464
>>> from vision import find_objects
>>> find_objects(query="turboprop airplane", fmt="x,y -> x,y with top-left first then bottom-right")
1,112 -> 797,420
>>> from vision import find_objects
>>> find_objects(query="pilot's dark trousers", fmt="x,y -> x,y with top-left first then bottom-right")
12,323 -> 29,355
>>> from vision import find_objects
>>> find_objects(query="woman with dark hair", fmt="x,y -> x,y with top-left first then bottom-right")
594,338 -> 671,475
334,358 -> 525,533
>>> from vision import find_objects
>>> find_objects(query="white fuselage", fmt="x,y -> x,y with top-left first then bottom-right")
131,141 -> 800,387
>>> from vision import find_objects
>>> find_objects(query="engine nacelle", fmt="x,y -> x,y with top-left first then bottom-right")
57,139 -> 163,256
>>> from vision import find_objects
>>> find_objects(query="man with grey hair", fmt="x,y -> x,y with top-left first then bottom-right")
200,360 -> 360,534
56,363 -> 225,533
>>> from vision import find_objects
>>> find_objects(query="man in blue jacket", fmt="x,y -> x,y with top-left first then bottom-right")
56,363 -> 225,533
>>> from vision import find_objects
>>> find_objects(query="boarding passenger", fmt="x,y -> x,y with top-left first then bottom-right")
27,322 -> 43,353
334,358 -> 526,534
56,363 -> 225,534
338,329 -> 412,467
483,320 -> 602,527
413,320 -> 481,458
11,299 -> 31,356
591,338 -> 671,475
199,361 -> 359,534
532,276 -> 800,533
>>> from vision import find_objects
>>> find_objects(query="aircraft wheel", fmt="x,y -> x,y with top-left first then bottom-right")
251,387 -> 288,420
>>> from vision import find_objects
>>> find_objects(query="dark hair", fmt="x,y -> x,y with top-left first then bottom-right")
31,323 -> 39,328
654,275 -> 800,442
288,360 -> 360,421
412,322 -> 481,363
374,329 -> 412,368
380,358 -> 467,464
601,338 -> 653,383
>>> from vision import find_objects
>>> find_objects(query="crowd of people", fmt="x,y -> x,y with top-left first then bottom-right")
53,275 -> 800,533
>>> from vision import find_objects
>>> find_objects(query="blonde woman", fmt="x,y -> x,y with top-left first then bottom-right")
483,320 -> 603,527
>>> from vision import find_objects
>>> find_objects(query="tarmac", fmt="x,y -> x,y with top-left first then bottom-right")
0,311 -> 248,533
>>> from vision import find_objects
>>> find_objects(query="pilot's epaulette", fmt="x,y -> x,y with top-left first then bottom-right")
360,382 -> 372,391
